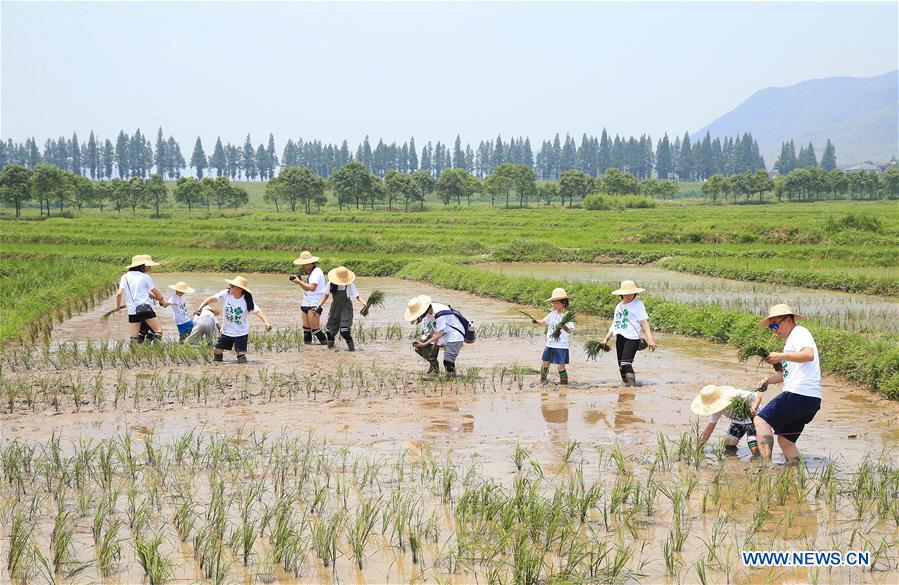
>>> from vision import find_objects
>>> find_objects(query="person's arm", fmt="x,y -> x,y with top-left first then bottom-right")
699,421 -> 717,447
766,347 -> 814,364
757,371 -> 784,392
196,295 -> 220,313
750,393 -> 763,419
414,326 -> 444,348
315,292 -> 330,315
150,287 -> 168,307
640,319 -> 656,350
291,275 -> 318,292
114,288 -> 125,311
255,309 -> 272,331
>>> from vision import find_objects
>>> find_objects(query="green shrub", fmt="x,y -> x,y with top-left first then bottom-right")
825,213 -> 883,234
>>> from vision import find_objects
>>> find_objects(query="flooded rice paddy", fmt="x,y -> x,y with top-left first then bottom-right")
476,262 -> 899,334
2,275 -> 897,584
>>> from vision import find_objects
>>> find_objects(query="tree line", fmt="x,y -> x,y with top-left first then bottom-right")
3,128 -> 815,183
700,166 -> 899,202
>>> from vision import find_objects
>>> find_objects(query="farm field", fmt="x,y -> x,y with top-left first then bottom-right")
2,200 -> 898,584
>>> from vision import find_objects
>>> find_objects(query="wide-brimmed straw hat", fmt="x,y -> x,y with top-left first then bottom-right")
293,251 -> 320,266
612,280 -> 645,295
168,281 -> 195,294
691,385 -> 741,416
758,304 -> 804,327
546,288 -> 571,302
225,275 -> 253,294
328,266 -> 356,286
127,254 -> 160,269
404,295 -> 432,322
203,306 -> 221,316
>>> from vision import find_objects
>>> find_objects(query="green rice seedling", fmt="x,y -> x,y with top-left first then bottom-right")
512,444 -> 529,472
728,394 -> 753,421
50,510 -> 91,578
361,288 -> 386,316
737,342 -> 782,373
348,497 -> 380,569
550,309 -> 576,341
662,534 -> 679,576
7,511 -> 33,579
96,517 -> 122,578
135,532 -> 174,585
584,339 -> 612,360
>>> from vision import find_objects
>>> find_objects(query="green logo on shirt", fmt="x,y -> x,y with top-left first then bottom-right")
225,305 -> 243,324
614,308 -> 629,330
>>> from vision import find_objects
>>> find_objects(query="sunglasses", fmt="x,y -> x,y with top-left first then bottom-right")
768,317 -> 787,330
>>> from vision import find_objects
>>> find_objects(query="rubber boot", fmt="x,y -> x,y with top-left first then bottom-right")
303,327 -> 313,345
624,372 -> 636,387
213,353 -> 223,362
559,370 -> 569,385
237,354 -> 248,364
340,330 -> 355,352
540,366 -> 549,383
443,360 -> 456,378
326,332 -> 335,349
313,329 -> 328,344
426,360 -> 440,375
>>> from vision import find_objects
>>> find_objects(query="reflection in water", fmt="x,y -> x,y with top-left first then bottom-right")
541,392 -> 570,464
614,390 -> 646,431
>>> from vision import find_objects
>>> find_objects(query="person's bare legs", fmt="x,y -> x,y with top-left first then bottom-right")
778,435 -> 801,465
754,416 -> 775,460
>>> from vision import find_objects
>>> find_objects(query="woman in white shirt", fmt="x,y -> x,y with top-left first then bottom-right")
113,254 -> 168,343
290,251 -> 328,345
601,280 -> 657,386
195,275 -> 272,364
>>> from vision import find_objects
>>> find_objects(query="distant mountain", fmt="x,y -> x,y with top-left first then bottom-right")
694,71 -> 898,168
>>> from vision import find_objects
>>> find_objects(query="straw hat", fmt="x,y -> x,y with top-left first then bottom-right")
293,250 -> 320,266
612,280 -> 645,295
203,306 -> 221,316
758,304 -> 804,327
404,295 -> 432,322
127,254 -> 160,269
328,266 -> 356,286
225,275 -> 253,294
546,287 -> 571,302
691,385 -> 740,416
168,281 -> 195,294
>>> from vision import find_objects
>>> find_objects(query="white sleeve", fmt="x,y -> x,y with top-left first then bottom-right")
544,312 -> 553,322
634,301 -> 649,322
708,412 -> 721,424
794,328 -> 815,350
214,290 -> 228,302
348,283 -> 359,298
252,301 -> 262,314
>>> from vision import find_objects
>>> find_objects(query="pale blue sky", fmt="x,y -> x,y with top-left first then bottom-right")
2,1 -> 897,148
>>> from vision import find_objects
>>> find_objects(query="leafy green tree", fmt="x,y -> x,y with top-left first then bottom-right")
880,167 -> 899,198
436,168 -> 474,206
827,169 -> 848,199
115,131 -> 130,178
31,164 -> 67,215
600,168 -> 639,195
482,171 -> 511,207
69,173 -> 95,211
797,142 -> 817,168
538,182 -> 559,206
127,176 -> 146,213
384,169 -> 414,211
145,174 -> 168,216
209,138 -> 226,177
411,170 -> 435,210
494,163 -> 537,207
330,161 -> 372,210
70,132 -> 82,175
269,166 -> 327,213
751,171 -> 774,200
94,181 -> 110,212
174,176 -> 203,211
656,179 -> 678,199
0,164 -> 32,217
559,169 -> 594,206
701,174 -> 726,202
819,139 -> 837,170
655,134 -> 673,179
773,140 -> 797,175
85,131 -> 99,179
109,179 -> 129,212
101,139 -> 115,179
228,183 -> 249,208
242,134 -> 257,180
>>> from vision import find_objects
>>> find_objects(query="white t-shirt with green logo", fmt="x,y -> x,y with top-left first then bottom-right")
544,310 -> 575,349
215,289 -> 262,337
609,299 -> 649,340
781,325 -> 821,399
168,293 -> 191,325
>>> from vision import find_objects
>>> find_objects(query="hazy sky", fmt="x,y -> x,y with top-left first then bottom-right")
2,1 -> 897,148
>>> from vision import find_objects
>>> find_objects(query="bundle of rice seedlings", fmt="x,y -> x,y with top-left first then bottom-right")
550,309 -> 576,340
737,343 -> 782,372
517,310 -> 538,322
361,289 -> 385,316
728,394 -> 753,420
100,308 -> 119,321
584,339 -> 612,361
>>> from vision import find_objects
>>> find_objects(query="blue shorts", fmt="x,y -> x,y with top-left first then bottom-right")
176,321 -> 194,335
757,391 -> 820,444
541,347 -> 569,365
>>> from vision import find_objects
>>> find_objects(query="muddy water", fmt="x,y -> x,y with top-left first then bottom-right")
477,262 -> 899,333
6,276 -> 899,584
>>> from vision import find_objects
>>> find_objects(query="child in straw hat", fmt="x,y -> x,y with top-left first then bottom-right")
406,295 -> 467,377
290,251 -> 328,345
167,281 -> 196,341
533,288 -> 575,385
316,266 -> 368,351
114,254 -> 168,343
692,385 -> 763,457
601,280 -> 656,387
195,275 -> 272,363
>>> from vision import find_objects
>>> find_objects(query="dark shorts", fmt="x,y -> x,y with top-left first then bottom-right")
215,334 -> 248,353
757,391 -> 821,444
300,306 -> 315,314
541,347 -> 570,365
129,309 -> 157,323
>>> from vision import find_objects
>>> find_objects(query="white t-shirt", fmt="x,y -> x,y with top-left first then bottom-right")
609,299 -> 649,340
544,310 -> 575,349
168,293 -> 191,325
302,267 -> 326,306
709,389 -> 757,425
330,283 -> 359,298
424,302 -> 465,345
119,272 -> 155,315
215,289 -> 262,337
781,325 -> 821,399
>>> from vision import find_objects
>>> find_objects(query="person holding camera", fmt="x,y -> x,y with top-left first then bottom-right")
290,251 -> 327,345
